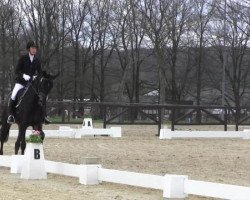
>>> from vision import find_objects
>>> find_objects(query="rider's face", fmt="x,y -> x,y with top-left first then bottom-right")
29,47 -> 37,55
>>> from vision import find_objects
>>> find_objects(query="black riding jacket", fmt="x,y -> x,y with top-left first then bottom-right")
15,54 -> 42,85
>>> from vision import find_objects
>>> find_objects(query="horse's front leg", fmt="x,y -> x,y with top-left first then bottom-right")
33,123 -> 45,141
15,124 -> 27,155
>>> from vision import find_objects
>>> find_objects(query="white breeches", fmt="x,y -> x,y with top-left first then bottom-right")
11,83 -> 24,100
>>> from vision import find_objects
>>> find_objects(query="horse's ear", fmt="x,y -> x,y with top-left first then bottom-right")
42,70 -> 49,78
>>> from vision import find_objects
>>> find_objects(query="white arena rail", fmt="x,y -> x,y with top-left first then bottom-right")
9,126 -> 122,138
9,118 -> 121,138
45,160 -> 82,178
185,180 -> 250,199
1,152 -> 250,199
160,129 -> 250,140
98,168 -> 164,190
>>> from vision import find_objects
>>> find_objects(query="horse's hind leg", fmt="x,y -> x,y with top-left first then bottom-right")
0,140 -> 3,155
0,131 -> 3,155
15,134 -> 26,155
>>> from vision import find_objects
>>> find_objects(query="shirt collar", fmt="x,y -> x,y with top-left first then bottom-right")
29,53 -> 35,62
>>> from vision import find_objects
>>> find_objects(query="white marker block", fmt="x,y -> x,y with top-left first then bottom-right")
82,118 -> 93,129
21,143 -> 47,179
79,164 -> 101,185
110,127 -> 122,137
79,157 -> 101,185
159,129 -> 172,139
163,175 -> 188,199
243,129 -> 250,139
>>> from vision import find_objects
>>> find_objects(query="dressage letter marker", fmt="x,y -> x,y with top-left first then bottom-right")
34,149 -> 40,159
21,143 -> 47,179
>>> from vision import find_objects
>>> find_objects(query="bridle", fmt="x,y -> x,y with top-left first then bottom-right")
30,76 -> 50,106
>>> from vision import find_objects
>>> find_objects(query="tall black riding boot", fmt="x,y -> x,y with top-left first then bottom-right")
7,99 -> 16,124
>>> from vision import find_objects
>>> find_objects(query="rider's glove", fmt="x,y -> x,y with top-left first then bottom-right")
33,75 -> 37,80
23,74 -> 31,81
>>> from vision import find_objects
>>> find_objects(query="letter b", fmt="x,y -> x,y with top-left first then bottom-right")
34,149 -> 40,159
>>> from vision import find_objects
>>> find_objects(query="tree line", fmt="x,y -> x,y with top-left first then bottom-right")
0,0 -> 250,112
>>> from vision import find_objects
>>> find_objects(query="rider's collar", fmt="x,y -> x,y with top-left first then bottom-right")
29,53 -> 35,62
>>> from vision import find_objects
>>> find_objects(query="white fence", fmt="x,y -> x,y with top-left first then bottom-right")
1,154 -> 250,199
9,126 -> 122,138
9,118 -> 121,138
160,129 -> 250,140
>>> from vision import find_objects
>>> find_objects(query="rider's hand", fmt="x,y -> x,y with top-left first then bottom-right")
23,74 -> 31,81
33,75 -> 37,80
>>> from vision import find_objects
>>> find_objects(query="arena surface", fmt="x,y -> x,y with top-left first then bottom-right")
0,124 -> 250,200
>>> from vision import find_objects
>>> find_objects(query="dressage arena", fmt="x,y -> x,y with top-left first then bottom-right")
1,124 -> 250,199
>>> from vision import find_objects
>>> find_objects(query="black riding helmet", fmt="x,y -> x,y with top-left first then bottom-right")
26,40 -> 38,50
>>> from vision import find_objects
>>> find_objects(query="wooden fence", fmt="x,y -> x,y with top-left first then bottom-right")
44,101 -> 250,132
1,101 -> 250,133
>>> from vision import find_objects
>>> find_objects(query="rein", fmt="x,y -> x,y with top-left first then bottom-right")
16,77 -> 47,108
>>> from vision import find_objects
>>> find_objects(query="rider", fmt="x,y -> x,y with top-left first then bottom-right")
7,40 -> 50,124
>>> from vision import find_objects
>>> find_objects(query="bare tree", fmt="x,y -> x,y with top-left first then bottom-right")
111,0 -> 146,103
140,0 -> 170,104
19,0 -> 61,68
54,0 -> 71,101
0,0 -> 21,101
210,0 -> 250,129
66,0 -> 90,100
141,0 -> 193,104
190,0 -> 216,121
89,0 -> 115,102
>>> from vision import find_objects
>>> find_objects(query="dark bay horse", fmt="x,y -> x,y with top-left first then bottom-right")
0,71 -> 59,155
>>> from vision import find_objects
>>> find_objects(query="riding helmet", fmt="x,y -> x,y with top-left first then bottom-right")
26,40 -> 38,50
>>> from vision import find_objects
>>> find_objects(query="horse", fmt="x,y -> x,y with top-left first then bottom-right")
0,71 -> 59,155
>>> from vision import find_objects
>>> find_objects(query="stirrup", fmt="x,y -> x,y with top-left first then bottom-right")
7,115 -> 15,124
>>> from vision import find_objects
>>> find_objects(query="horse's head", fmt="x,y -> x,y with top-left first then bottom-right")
37,71 -> 59,106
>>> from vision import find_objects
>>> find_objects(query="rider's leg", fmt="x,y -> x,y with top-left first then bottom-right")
7,83 -> 24,124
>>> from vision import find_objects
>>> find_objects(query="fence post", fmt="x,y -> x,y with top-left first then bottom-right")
163,175 -> 188,199
79,157 -> 101,185
103,105 -> 107,129
157,107 -> 162,136
224,107 -> 227,131
235,107 -> 239,131
171,108 -> 175,131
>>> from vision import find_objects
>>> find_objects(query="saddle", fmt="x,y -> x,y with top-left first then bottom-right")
15,84 -> 31,108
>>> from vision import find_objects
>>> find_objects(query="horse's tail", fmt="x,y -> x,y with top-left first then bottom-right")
0,106 -> 11,142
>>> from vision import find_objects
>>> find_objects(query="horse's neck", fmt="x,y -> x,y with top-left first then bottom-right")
22,84 -> 38,105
